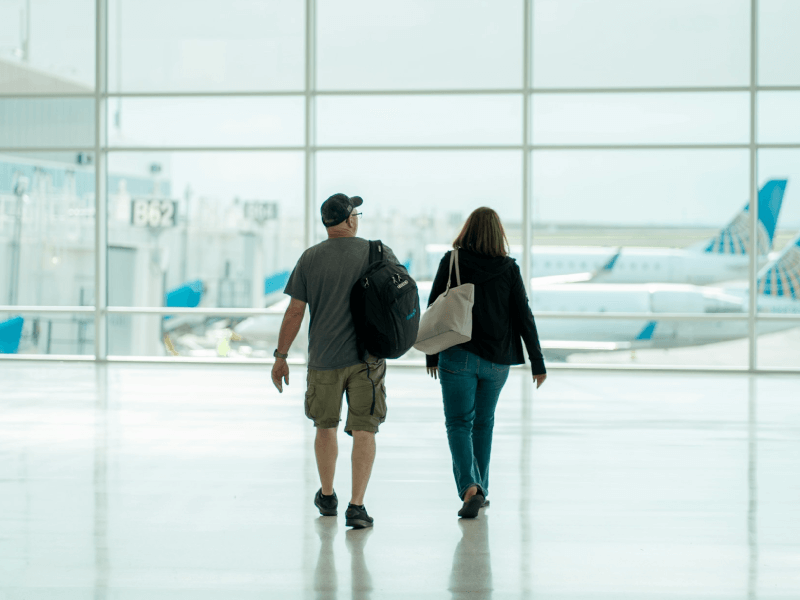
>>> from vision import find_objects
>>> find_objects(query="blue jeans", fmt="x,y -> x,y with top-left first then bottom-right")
439,346 -> 510,500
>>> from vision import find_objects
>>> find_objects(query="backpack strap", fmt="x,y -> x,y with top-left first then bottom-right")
368,239 -> 384,264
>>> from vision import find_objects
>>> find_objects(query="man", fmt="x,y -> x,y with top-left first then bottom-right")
271,193 -> 400,529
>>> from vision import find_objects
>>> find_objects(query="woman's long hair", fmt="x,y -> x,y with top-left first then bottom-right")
452,207 -> 510,257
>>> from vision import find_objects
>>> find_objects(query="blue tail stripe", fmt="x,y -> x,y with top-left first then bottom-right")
705,180 -> 787,255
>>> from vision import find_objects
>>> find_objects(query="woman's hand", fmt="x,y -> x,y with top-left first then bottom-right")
427,367 -> 439,380
533,373 -> 547,389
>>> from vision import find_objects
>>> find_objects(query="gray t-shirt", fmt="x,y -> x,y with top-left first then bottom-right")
285,237 -> 399,370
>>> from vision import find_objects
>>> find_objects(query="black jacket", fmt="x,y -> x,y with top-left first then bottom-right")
425,249 -> 546,375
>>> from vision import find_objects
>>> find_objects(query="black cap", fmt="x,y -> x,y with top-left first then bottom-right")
321,193 -> 363,227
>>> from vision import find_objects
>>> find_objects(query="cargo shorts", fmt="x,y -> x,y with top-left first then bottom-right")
304,355 -> 387,435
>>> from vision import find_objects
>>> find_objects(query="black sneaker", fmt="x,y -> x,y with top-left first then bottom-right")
314,489 -> 338,516
345,503 -> 374,529
458,494 -> 485,519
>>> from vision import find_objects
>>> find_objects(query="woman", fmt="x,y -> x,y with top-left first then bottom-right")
426,207 -> 547,518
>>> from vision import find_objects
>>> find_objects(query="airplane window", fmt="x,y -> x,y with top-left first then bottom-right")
580,262 -> 587,269
556,262 -> 563,268
643,263 -> 649,270
654,264 -> 661,270
545,261 -> 551,268
630,263 -> 636,270
568,261 -> 575,268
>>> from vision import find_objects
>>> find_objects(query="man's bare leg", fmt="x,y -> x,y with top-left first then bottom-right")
350,430 -> 376,506
315,427 -> 338,495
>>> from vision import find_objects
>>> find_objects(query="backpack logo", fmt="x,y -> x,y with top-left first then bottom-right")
406,309 -> 417,321
397,280 -> 408,289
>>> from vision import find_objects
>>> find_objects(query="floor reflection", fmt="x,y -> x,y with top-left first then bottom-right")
312,518 -> 374,600
313,518 -> 338,600
346,528 -> 373,600
449,516 -> 492,599
748,376 -> 758,600
94,364 -> 109,600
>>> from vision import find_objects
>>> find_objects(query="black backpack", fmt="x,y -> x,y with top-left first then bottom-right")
350,240 -> 420,360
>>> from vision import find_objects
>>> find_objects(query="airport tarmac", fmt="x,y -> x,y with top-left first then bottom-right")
1,362 -> 798,598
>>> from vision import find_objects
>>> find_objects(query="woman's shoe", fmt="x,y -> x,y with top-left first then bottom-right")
458,494 -> 484,519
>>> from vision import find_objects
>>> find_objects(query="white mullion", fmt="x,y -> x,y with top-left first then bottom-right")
94,0 -> 108,361
748,0 -> 759,372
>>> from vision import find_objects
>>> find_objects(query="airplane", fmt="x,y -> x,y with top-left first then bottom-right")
412,230 -> 800,360
425,179 -> 788,286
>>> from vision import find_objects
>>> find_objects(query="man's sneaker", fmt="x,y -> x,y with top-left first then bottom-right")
314,489 -> 338,516
345,503 -> 374,529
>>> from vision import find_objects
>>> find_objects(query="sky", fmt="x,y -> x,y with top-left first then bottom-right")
3,0 -> 800,230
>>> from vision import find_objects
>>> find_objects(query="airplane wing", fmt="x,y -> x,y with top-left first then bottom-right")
531,249 -> 621,286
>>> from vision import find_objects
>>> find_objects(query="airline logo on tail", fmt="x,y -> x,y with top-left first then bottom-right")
758,233 -> 800,299
704,179 -> 787,256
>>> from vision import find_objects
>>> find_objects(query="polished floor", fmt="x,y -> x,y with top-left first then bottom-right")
1,362 -> 799,599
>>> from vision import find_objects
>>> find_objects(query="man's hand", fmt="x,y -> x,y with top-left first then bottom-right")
533,373 -> 547,389
272,359 -> 290,393
426,367 -> 438,380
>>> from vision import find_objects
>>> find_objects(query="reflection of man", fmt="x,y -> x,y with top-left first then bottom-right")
312,518 -> 373,600
271,193 -> 401,529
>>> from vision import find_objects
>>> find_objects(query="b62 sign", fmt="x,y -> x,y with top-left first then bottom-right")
130,199 -> 178,228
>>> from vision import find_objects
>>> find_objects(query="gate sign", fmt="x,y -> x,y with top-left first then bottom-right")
130,199 -> 178,228
244,201 -> 278,224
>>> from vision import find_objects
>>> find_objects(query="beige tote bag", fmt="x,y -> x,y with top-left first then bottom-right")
413,248 -> 474,354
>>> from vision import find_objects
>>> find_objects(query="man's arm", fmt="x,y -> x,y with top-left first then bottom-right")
271,297 -> 307,393
277,297 -> 307,355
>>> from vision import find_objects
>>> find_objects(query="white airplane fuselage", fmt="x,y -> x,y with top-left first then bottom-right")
531,246 -> 764,285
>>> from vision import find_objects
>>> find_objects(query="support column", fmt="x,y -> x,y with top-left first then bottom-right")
94,0 -> 108,361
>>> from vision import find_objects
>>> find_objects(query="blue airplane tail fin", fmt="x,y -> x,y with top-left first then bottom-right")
757,232 -> 800,300
636,321 -> 657,340
704,179 -> 787,256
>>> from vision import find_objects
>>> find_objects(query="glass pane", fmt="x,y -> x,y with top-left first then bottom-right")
530,149 -> 763,367
757,320 -> 800,370
317,0 -> 522,90
0,312 -> 93,355
316,151 -> 522,281
533,0 -> 750,89
533,93 -> 750,145
0,98 -> 94,148
759,0 -> 800,85
108,0 -> 304,92
758,150 -> 800,315
532,150 -> 750,229
537,317 -> 749,368
108,97 -> 304,148
758,151 -> 800,230
317,95 -> 522,146
0,0 -> 95,94
106,152 -> 304,310
758,92 -> 800,144
108,312 -> 306,360
0,151 -> 95,306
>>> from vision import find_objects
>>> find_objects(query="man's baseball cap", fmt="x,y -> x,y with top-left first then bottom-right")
321,193 -> 363,227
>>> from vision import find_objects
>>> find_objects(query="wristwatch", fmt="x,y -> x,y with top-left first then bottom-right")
273,349 -> 289,359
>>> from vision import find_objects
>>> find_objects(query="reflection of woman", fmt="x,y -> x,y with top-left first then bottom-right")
449,517 -> 492,599
426,208 -> 547,518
